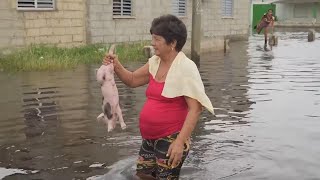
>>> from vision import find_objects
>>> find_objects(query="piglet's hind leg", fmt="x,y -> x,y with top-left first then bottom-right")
97,113 -> 104,122
107,116 -> 116,132
117,104 -> 126,130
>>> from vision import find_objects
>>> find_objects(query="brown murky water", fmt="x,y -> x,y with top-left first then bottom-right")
1,31 -> 320,180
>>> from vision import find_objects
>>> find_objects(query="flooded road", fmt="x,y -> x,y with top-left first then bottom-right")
1,31 -> 320,180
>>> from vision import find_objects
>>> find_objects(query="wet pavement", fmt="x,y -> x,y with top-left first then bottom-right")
0,31 -> 320,180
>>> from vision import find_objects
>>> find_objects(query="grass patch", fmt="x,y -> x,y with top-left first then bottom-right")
0,41 -> 150,72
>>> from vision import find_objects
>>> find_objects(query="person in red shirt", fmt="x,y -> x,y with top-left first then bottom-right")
255,9 -> 275,47
103,14 -> 210,179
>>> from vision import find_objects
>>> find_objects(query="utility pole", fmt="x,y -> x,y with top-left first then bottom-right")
191,0 -> 202,68
312,3 -> 317,25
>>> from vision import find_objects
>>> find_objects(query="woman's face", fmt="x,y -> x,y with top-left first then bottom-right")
151,34 -> 173,56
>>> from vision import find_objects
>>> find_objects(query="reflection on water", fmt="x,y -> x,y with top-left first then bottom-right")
0,31 -> 320,180
22,87 -> 58,138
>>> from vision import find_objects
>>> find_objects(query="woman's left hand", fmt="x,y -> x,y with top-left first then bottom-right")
167,139 -> 184,168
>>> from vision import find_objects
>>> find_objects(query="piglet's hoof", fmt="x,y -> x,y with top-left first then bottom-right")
120,123 -> 127,130
97,113 -> 104,122
107,120 -> 116,132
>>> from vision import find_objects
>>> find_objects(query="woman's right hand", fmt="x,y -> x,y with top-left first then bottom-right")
102,53 -> 120,68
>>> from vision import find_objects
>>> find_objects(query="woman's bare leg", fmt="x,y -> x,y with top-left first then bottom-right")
264,28 -> 268,45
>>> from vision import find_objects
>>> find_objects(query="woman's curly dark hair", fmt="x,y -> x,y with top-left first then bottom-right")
150,14 -> 187,52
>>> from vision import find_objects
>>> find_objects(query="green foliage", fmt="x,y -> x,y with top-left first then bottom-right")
0,42 -> 149,72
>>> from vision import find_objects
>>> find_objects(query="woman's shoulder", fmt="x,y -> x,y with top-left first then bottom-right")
173,53 -> 200,78
148,55 -> 160,75
148,55 -> 160,64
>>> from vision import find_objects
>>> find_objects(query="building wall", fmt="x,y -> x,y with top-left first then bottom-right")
252,0 -> 320,28
23,0 -> 87,47
275,3 -> 320,26
1,0 -> 250,52
203,0 -> 250,38
0,0 -> 87,49
201,0 -> 250,52
87,0 -> 172,44
0,0 -> 26,49
88,0 -> 250,53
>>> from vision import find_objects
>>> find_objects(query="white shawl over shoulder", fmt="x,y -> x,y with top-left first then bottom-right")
148,52 -> 214,114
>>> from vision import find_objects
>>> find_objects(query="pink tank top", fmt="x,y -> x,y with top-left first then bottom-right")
139,74 -> 188,139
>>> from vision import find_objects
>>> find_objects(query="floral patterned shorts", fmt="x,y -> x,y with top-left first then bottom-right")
136,132 -> 190,180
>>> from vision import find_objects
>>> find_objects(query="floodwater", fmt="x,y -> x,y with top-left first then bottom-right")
0,31 -> 320,180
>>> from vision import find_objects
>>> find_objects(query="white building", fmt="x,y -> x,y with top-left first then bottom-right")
273,0 -> 320,27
